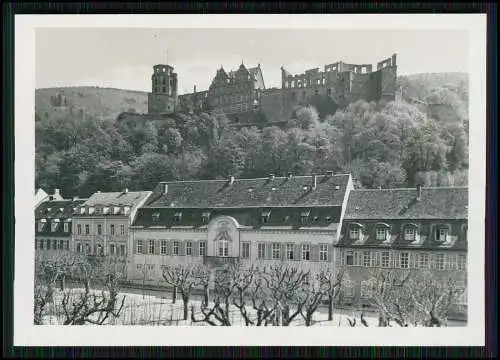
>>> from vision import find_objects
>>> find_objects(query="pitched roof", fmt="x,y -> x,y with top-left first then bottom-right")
82,191 -> 151,208
35,199 -> 87,220
144,174 -> 351,209
344,187 -> 468,220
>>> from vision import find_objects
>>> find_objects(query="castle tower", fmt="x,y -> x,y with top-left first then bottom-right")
147,64 -> 178,114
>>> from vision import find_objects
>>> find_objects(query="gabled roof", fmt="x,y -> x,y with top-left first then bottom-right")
144,174 -> 351,209
343,187 -> 468,220
82,191 -> 151,208
35,199 -> 87,220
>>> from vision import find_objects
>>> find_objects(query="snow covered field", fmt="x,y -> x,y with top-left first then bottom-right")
41,288 -> 384,326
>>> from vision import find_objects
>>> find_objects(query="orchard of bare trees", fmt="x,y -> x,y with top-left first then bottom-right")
34,255 -> 466,327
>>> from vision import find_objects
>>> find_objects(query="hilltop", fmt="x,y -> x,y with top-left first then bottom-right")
35,86 -> 149,123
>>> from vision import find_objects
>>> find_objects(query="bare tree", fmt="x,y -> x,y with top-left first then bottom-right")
190,264 -> 236,326
162,264 -> 201,320
138,260 -> 153,299
195,266 -> 211,307
262,264 -> 310,326
318,267 -> 345,321
59,262 -> 126,325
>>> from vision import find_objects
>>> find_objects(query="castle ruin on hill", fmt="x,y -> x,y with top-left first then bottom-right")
146,53 -> 398,126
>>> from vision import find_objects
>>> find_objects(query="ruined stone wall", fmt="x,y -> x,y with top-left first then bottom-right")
147,93 -> 177,114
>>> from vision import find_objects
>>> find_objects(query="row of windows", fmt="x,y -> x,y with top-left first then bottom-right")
136,239 -> 207,257
212,83 -> 253,94
214,94 -> 252,105
77,206 -> 131,216
37,222 -> 70,233
75,243 -> 126,256
349,225 -> 455,243
76,224 -> 126,236
340,279 -> 467,304
341,250 -> 467,271
253,243 -> 329,261
35,239 -> 70,251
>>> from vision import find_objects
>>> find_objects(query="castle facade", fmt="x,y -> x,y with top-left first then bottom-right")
146,54 -> 398,125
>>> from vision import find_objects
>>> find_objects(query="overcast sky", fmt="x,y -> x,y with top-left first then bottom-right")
35,28 -> 469,94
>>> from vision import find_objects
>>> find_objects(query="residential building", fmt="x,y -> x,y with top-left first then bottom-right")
128,172 -> 353,285
72,189 -> 152,276
335,185 -> 468,315
35,198 -> 87,260
35,188 -> 65,209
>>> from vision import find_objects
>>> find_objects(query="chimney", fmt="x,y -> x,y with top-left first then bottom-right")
194,85 -> 197,93
312,174 -> 317,190
416,184 -> 422,201
73,196 -> 79,200
269,174 -> 275,181
54,188 -> 60,196
287,172 -> 293,180
326,170 -> 334,176
228,175 -> 235,185
163,183 -> 168,195
124,188 -> 129,194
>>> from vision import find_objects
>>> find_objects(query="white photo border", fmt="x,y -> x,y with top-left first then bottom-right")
14,14 -> 487,346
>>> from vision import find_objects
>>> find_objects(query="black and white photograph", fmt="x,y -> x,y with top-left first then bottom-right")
14,14 -> 486,346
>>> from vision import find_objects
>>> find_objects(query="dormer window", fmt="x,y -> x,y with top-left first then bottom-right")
95,207 -> 103,215
152,212 -> 160,222
201,211 -> 211,223
64,222 -> 69,233
124,206 -> 131,214
325,216 -> 333,222
261,209 -> 271,223
80,207 -> 86,214
51,222 -> 58,232
300,209 -> 311,224
88,207 -> 95,215
37,222 -> 45,232
174,212 -> 182,222
436,228 -> 449,242
103,207 -> 110,215
376,227 -> 387,241
349,227 -> 360,240
404,226 -> 416,241
47,208 -> 52,212
313,216 -> 320,222
113,206 -> 120,214
302,185 -> 309,191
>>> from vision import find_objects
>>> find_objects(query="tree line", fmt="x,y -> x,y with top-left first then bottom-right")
35,97 -> 469,198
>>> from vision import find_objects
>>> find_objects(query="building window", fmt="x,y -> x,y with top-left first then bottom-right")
76,243 -> 81,253
457,254 -> 467,270
160,240 -> 167,255
199,242 -> 206,256
436,228 -> 449,242
85,243 -> 90,254
272,243 -> 280,260
417,252 -> 429,269
174,212 -> 182,222
45,239 -> 50,250
77,224 -> 82,235
110,244 -> 116,256
399,252 -> 409,269
148,239 -> 155,254
37,222 -> 44,232
380,251 -> 391,268
58,240 -> 64,250
173,241 -> 179,256
319,245 -> 328,261
345,250 -> 354,266
39,239 -> 44,250
435,253 -> 446,270
241,242 -> 250,259
404,227 -> 416,241
137,240 -> 143,254
120,245 -> 126,256
363,251 -> 376,267
85,224 -> 90,235
217,239 -> 229,257
300,210 -> 310,224
97,224 -> 102,235
261,210 -> 271,224
52,240 -> 57,250
301,244 -> 310,261
152,212 -> 160,222
136,264 -> 142,271
376,227 -> 387,241
343,280 -> 355,298
186,241 -> 192,256
286,244 -> 294,260
349,227 -> 360,240
257,243 -> 266,259
64,223 -> 69,233
201,212 -> 211,223
110,224 -> 115,235
97,244 -> 104,256
120,224 -> 125,236
51,223 -> 58,232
